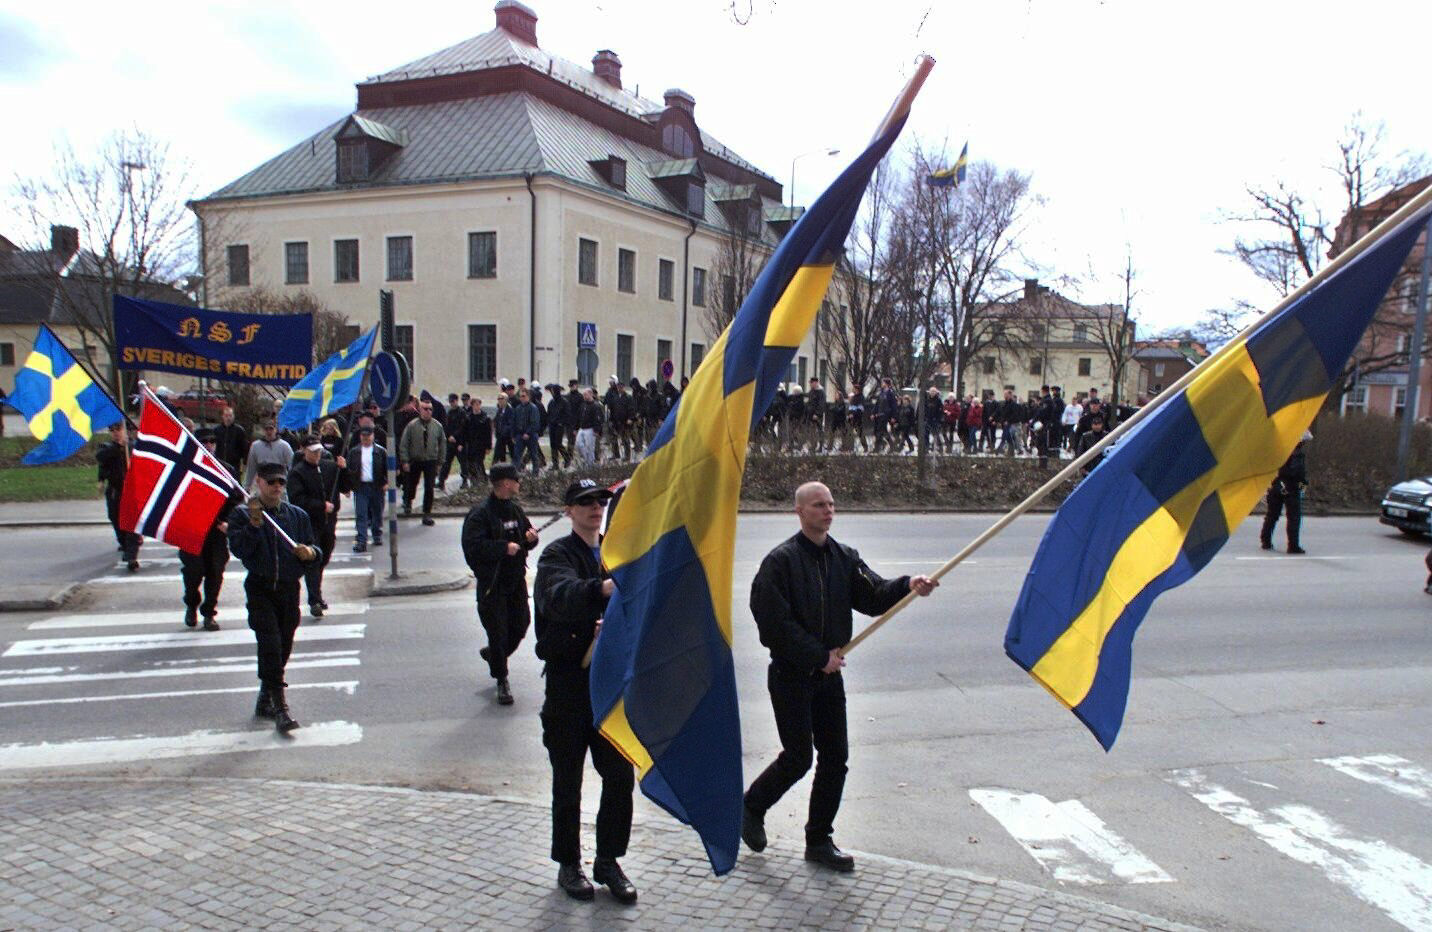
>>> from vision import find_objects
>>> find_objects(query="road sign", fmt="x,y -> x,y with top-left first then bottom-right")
577,348 -> 599,386
578,322 -> 598,349
368,351 -> 409,413
661,358 -> 675,381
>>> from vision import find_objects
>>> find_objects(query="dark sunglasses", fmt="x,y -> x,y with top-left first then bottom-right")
261,476 -> 287,486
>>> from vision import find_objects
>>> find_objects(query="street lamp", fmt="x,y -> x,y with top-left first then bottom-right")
789,147 -> 840,209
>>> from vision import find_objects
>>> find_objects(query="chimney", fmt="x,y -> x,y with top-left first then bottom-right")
663,88 -> 695,116
1024,278 -> 1038,301
51,225 -> 79,257
592,49 -> 622,89
494,0 -> 538,46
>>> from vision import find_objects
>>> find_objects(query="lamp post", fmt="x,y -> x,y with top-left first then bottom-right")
789,147 -> 840,209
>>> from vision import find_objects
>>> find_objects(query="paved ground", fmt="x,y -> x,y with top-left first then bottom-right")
1,777 -> 1196,931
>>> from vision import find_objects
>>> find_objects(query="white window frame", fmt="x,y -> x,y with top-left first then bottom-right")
467,230 -> 498,279
284,240 -> 309,285
332,235 -> 362,284
616,245 -> 637,295
1341,385 -> 1368,415
385,233 -> 416,283
578,236 -> 600,287
657,256 -> 676,302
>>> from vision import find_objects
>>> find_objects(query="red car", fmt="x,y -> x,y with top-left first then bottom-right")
169,389 -> 232,421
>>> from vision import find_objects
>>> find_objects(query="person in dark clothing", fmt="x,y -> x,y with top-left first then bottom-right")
288,436 -> 351,618
533,478 -> 638,904
346,426 -> 387,552
742,481 -> 937,872
605,379 -> 635,462
873,379 -> 898,452
1075,413 -> 1107,475
894,394 -> 916,452
212,407 -> 248,477
512,389 -> 543,475
180,429 -> 238,630
439,393 -> 468,488
921,387 -> 943,453
493,393 -> 515,463
461,462 -> 539,705
96,421 -> 142,571
460,397 -> 493,485
1261,432 -> 1310,554
227,461 -> 322,733
547,384 -> 571,469
847,387 -> 868,452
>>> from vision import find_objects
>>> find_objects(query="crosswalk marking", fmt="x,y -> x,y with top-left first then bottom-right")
0,680 -> 359,709
1319,754 -> 1432,807
0,720 -> 364,771
4,624 -> 366,657
28,603 -> 369,630
0,652 -> 359,687
969,788 -> 1173,885
1169,768 -> 1432,931
83,566 -> 372,586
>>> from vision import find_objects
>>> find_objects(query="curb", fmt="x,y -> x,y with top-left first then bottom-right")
370,569 -> 472,597
0,581 -> 78,613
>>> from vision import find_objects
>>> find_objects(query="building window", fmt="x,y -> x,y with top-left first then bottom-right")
1154,362 -> 1166,377
1031,323 -> 1045,341
1343,385 -> 1367,414
1073,323 -> 1089,342
690,342 -> 705,372
658,259 -> 674,301
1029,357 -> 1042,376
1394,387 -> 1409,419
982,356 -> 995,375
0,342 -> 13,366
685,182 -> 705,216
617,333 -> 633,383
662,123 -> 695,157
284,242 -> 309,284
227,245 -> 249,286
337,141 -> 368,183
468,324 -> 496,383
468,232 -> 496,279
798,356 -> 808,386
1078,357 -> 1092,377
819,359 -> 828,385
692,267 -> 707,307
394,324 -> 414,379
335,239 -> 360,283
657,339 -> 672,378
618,248 -> 636,294
578,238 -> 598,286
386,236 -> 413,281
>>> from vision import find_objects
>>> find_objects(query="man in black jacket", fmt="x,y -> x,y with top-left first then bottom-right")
459,397 -> 492,486
288,436 -> 350,618
546,383 -> 570,470
742,481 -> 937,872
439,393 -> 468,489
228,461 -> 322,733
346,426 -> 387,552
96,421 -> 142,571
212,406 -> 248,478
532,478 -> 638,904
180,429 -> 239,630
461,462 -> 539,705
1261,431 -> 1310,554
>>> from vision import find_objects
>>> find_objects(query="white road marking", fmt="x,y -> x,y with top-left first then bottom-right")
4,624 -> 366,657
0,653 -> 359,687
1170,769 -> 1432,931
1320,754 -> 1432,807
969,788 -> 1173,885
84,567 -> 373,585
0,680 -> 359,709
29,603 -> 369,631
126,552 -> 371,569
0,720 -> 363,771
1233,555 -> 1353,561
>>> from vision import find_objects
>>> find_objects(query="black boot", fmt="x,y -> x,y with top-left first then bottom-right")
271,687 -> 301,733
557,863 -> 594,901
254,685 -> 275,719
202,615 -> 220,632
592,857 -> 638,904
741,804 -> 767,852
496,678 -> 514,706
804,840 -> 855,872
184,607 -> 198,628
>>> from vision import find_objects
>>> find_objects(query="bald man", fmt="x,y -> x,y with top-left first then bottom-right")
742,482 -> 937,872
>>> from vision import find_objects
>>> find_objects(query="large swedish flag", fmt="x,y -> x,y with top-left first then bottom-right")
1005,203 -> 1432,751
590,61 -> 932,875
3,326 -> 124,464
278,327 -> 377,430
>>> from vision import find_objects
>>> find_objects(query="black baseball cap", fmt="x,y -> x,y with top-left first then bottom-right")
564,479 -> 613,505
257,462 -> 288,481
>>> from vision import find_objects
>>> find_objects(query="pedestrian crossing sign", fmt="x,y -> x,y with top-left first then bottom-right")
578,322 -> 598,349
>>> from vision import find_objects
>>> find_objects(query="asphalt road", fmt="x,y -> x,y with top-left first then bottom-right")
2,510 -> 1429,931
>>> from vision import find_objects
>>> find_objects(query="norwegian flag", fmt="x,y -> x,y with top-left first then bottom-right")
119,393 -> 237,555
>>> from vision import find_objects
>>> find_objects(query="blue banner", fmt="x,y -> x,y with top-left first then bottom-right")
113,296 -> 313,386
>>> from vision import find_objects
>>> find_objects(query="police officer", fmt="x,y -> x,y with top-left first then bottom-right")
97,421 -> 141,571
1261,431 -> 1310,554
180,428 -> 237,630
741,481 -> 936,872
288,435 -> 350,618
227,462 -> 321,733
461,462 -> 538,705
533,479 -> 637,904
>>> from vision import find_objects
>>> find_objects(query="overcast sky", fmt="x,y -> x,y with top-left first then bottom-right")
2,0 -> 1428,333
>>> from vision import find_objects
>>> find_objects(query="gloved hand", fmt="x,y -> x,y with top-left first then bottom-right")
247,497 -> 265,526
293,544 -> 318,562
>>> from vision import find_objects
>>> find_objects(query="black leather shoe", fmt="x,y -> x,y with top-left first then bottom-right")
593,857 -> 638,904
254,687 -> 275,719
319,600 -> 329,610
804,841 -> 855,872
496,678 -> 514,706
557,863 -> 594,901
202,617 -> 220,632
184,607 -> 198,628
422,516 -> 435,527
127,560 -> 140,572
310,603 -> 324,619
271,688 -> 300,734
353,542 -> 367,553
1260,540 -> 1273,550
1288,545 -> 1306,555
741,805 -> 767,852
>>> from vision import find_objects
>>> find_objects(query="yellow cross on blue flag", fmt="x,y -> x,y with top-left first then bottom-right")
590,57 -> 933,875
1004,200 -> 1432,751
2,326 -> 124,464
928,141 -> 968,187
278,327 -> 377,429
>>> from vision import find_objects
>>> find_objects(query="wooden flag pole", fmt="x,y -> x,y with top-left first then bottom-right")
843,181 -> 1432,656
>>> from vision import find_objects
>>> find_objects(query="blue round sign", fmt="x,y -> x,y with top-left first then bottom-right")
369,351 -> 408,413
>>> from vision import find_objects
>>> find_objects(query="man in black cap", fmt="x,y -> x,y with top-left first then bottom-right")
533,478 -> 638,904
288,435 -> 350,618
180,428 -> 238,630
461,462 -> 539,705
346,423 -> 387,552
227,461 -> 322,733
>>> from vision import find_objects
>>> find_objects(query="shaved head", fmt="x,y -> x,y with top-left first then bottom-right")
794,482 -> 835,543
794,481 -> 831,508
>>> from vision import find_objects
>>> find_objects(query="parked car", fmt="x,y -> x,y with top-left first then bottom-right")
1380,476 -> 1432,537
170,389 -> 233,421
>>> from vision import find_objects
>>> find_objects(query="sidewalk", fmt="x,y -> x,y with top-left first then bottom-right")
0,777 -> 1199,931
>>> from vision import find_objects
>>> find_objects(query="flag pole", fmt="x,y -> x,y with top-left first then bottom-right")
843,181 -> 1432,656
325,328 -> 379,504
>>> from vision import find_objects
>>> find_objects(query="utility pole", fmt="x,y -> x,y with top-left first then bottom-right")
1396,238 -> 1432,481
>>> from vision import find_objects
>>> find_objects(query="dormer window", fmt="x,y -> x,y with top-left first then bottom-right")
337,140 -> 369,183
662,124 -> 695,158
588,155 -> 627,191
648,158 -> 706,219
333,115 -> 408,185
685,181 -> 705,215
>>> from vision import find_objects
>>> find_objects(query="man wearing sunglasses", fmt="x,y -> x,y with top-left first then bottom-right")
228,461 -> 322,734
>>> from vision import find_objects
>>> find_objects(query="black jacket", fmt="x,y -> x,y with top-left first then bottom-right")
227,500 -> 319,583
533,531 -> 611,710
750,533 -> 910,674
346,442 -> 389,487
213,422 -> 249,472
546,394 -> 568,431
460,409 -> 492,452
96,440 -> 130,491
288,457 -> 350,531
1275,444 -> 1308,490
577,399 -> 603,430
461,494 -> 536,594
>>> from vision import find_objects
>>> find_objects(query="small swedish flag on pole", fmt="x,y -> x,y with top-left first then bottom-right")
927,141 -> 968,188
1,326 -> 125,464
279,327 -> 378,430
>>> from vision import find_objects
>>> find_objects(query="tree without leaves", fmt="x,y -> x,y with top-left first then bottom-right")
823,163 -> 901,393
703,200 -> 770,342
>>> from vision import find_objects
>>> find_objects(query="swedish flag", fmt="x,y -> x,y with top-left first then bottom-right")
2,327 -> 124,465
590,62 -> 931,874
278,327 -> 377,430
1005,204 -> 1432,751
928,141 -> 968,187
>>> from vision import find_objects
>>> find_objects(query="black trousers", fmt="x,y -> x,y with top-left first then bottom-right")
462,447 -> 489,484
1261,482 -> 1302,547
180,535 -> 228,618
245,576 -> 300,689
477,584 -> 531,680
494,435 -> 513,463
541,706 -> 634,865
104,486 -> 141,561
745,664 -> 849,846
438,446 -> 462,485
402,459 -> 438,515
304,518 -> 337,607
549,427 -> 569,468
